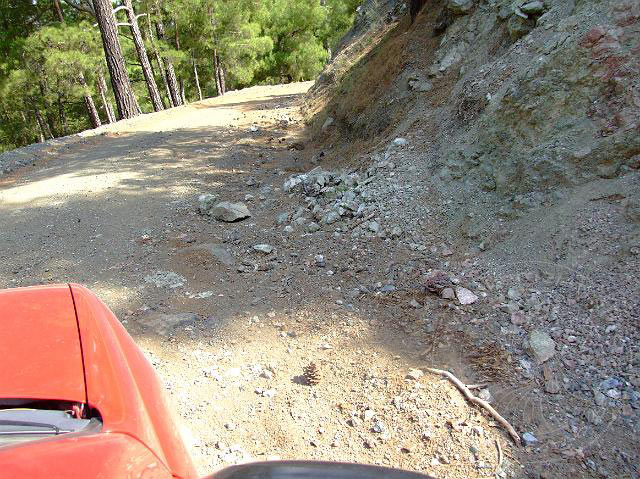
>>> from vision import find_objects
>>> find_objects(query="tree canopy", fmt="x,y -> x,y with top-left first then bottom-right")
0,0 -> 362,152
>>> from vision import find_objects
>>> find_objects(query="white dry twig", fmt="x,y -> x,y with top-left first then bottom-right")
424,367 -> 521,445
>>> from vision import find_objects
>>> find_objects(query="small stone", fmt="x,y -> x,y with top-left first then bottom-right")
544,377 -> 561,394
606,389 -> 621,399
441,246 -> 454,256
372,420 -> 386,433
585,410 -> 603,426
314,254 -> 325,266
594,390 -> 606,406
380,284 -> 396,293
368,221 -> 380,233
390,226 -> 403,238
441,287 -> 455,300
455,287 -> 478,305
253,244 -> 274,254
275,212 -> 289,225
210,202 -> 251,222
525,330 -> 556,364
409,299 -> 421,308
510,311 -> 527,326
363,409 -> 375,421
522,432 -> 538,446
260,370 -> 274,380
599,378 -> 621,390
430,457 -> 441,466
323,211 -> 340,224
392,138 -> 408,147
477,389 -> 492,402
225,422 -> 237,431
507,287 -> 522,300
406,368 -> 424,380
306,222 -> 321,233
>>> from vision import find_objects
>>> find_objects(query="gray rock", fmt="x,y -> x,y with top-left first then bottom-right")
198,193 -> 218,215
144,271 -> 187,288
606,389 -> 621,399
477,389 -> 492,402
372,420 -> 386,433
306,222 -> 321,233
323,211 -> 341,225
594,390 -> 606,407
275,212 -> 289,225
380,284 -> 396,293
599,378 -> 622,390
406,368 -> 424,380
441,287 -> 456,300
447,0 -> 473,14
585,410 -> 603,426
520,1 -> 544,15
507,287 -> 522,300
522,432 -> 538,446
322,116 -> 335,132
368,221 -> 380,233
455,287 -> 478,305
253,244 -> 274,254
525,330 -> 556,364
389,226 -> 403,238
210,202 -> 251,222
392,138 -> 408,147
314,254 -> 325,266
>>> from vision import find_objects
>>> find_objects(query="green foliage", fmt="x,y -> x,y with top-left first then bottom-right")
0,0 -> 363,151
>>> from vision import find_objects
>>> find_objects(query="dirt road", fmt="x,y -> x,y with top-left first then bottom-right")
0,83 -> 514,478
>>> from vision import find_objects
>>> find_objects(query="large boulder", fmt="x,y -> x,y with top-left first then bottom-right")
210,202 -> 251,222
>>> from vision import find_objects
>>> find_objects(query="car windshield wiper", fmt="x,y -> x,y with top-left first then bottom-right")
0,419 -> 61,435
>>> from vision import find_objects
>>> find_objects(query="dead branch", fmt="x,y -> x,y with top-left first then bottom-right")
495,438 -> 503,478
424,367 -> 520,445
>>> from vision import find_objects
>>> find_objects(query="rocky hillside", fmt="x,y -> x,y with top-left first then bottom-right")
307,0 -> 639,193
288,1 -> 639,477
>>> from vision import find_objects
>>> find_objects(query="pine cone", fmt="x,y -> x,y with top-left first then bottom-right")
303,362 -> 321,386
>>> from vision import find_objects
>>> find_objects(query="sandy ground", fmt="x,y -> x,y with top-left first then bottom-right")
0,83 -> 522,478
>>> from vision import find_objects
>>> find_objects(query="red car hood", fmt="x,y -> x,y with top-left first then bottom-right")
0,285 -> 86,403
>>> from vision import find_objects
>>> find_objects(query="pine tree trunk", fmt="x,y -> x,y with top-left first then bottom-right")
58,96 -> 68,136
145,12 -> 173,108
34,107 -> 53,140
193,59 -> 202,101
154,13 -> 182,106
97,73 -> 116,123
79,73 -> 101,129
53,0 -> 65,22
93,0 -> 140,119
122,0 -> 163,112
39,79 -> 57,136
179,79 -> 187,104
213,48 -> 226,96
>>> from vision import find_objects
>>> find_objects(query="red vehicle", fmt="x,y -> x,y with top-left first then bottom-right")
0,284 -> 429,479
